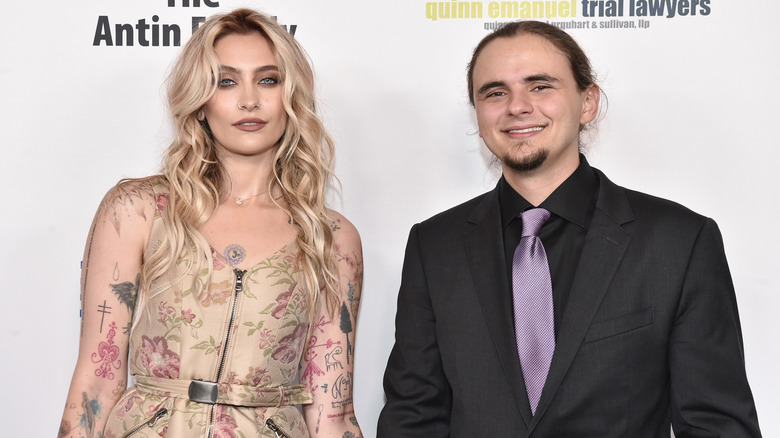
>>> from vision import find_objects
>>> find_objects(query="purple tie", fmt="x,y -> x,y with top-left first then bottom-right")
512,208 -> 555,415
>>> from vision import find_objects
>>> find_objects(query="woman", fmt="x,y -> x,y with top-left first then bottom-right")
59,9 -> 363,438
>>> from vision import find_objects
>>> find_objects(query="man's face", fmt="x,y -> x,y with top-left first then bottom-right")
472,34 -> 598,179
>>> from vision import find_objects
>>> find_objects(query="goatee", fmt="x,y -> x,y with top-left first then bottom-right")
504,149 -> 548,172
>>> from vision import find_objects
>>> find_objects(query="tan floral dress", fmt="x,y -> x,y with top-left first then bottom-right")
104,182 -> 314,438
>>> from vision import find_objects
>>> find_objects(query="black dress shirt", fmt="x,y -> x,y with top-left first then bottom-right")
500,155 -> 599,336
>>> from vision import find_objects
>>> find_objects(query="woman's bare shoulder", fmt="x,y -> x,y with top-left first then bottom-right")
95,176 -> 161,237
327,209 -> 361,249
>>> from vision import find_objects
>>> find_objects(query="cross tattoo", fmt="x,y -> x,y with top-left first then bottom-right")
98,300 -> 112,333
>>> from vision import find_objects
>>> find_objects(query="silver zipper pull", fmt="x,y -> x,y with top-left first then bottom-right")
265,418 -> 291,438
147,408 -> 168,427
234,268 -> 246,292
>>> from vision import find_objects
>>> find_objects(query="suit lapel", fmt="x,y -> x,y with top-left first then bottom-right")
529,170 -> 635,432
463,187 -> 534,427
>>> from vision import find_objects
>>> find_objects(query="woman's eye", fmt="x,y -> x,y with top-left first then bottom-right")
259,77 -> 279,85
218,78 -> 236,87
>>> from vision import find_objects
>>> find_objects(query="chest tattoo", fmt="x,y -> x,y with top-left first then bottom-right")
223,244 -> 246,265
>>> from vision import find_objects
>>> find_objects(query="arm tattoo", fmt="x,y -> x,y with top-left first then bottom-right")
316,404 -> 323,433
325,346 -> 344,371
109,273 -> 139,314
339,302 -> 353,364
79,391 -> 102,437
330,372 -> 353,408
99,184 -> 151,237
97,300 -> 112,333
58,419 -> 71,437
91,321 -> 121,380
81,223 -> 98,336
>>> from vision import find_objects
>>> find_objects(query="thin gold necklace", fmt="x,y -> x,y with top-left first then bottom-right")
234,191 -> 267,205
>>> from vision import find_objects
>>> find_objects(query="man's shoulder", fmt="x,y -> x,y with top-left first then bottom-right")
417,190 -> 494,231
597,169 -> 710,228
624,187 -> 702,216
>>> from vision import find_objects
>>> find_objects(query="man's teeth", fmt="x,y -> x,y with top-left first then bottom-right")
508,127 -> 543,133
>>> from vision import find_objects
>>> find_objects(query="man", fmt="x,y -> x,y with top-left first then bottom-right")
377,21 -> 761,437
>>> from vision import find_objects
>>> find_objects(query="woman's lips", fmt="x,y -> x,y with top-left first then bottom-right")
234,118 -> 267,132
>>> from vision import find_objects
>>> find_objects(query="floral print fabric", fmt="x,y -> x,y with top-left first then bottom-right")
104,182 -> 311,437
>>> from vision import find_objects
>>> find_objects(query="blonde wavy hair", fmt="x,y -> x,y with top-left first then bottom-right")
143,8 -> 339,318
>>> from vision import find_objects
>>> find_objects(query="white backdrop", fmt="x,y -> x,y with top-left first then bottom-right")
1,1 -> 778,436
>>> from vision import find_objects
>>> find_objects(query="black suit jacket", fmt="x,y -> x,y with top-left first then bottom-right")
378,169 -> 761,437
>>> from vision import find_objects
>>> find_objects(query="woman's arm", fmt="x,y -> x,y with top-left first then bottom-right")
58,181 -> 156,438
301,212 -> 364,438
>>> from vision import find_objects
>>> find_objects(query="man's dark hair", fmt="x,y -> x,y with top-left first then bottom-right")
467,21 -> 597,106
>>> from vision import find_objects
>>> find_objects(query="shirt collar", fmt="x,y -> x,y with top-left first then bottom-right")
499,154 -> 598,228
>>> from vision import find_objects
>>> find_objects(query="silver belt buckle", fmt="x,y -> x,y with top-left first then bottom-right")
188,380 -> 219,404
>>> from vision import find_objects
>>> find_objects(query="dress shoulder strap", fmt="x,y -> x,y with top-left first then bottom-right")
144,177 -> 170,262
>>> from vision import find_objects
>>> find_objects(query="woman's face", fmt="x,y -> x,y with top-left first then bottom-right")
202,32 -> 287,161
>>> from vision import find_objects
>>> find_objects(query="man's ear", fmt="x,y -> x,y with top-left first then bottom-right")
580,84 -> 600,125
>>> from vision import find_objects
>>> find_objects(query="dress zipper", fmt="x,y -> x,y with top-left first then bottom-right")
265,418 -> 292,438
207,268 -> 247,438
121,407 -> 168,438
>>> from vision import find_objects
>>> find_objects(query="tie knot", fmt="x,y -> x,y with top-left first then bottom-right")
519,208 -> 550,237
